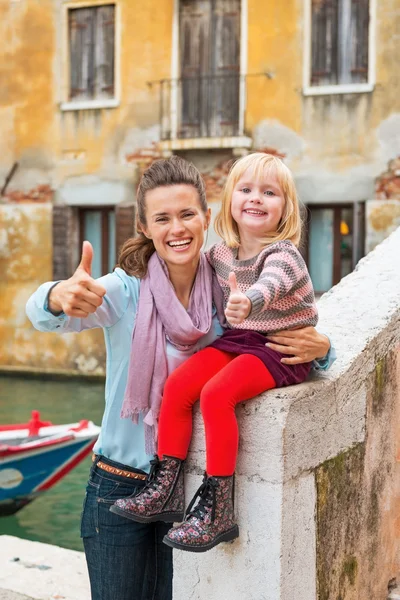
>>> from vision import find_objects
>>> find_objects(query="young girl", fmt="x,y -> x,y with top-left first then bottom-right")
110,153 -> 318,553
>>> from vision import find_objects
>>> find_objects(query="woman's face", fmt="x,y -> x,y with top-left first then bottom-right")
141,184 -> 211,271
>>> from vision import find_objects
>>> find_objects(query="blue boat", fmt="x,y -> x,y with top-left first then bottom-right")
0,411 -> 100,516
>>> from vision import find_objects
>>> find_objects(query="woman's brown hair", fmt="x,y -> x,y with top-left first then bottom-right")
117,155 -> 207,278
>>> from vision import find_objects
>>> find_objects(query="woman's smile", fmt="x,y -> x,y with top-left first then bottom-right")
166,238 -> 193,251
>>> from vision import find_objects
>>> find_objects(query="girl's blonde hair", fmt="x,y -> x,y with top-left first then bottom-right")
215,152 -> 302,248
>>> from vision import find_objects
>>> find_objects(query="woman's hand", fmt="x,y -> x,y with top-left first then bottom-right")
265,327 -> 330,365
49,241 -> 106,317
225,272 -> 251,326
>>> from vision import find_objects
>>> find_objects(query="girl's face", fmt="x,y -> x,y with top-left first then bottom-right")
141,184 -> 210,271
230,169 -> 285,238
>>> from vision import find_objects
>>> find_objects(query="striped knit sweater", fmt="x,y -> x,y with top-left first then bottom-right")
207,240 -> 318,334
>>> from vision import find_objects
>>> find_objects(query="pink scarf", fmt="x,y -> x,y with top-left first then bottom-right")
121,252 -> 225,454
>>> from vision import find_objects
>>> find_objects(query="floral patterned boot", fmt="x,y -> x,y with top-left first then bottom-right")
109,455 -> 185,523
163,473 -> 239,552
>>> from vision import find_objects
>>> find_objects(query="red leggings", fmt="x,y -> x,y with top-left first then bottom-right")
157,347 -> 276,476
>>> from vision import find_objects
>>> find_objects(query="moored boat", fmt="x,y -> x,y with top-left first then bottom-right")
0,411 -> 100,516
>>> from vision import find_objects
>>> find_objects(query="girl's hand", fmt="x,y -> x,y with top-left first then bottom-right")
225,272 -> 251,326
265,327 -> 331,364
49,241 -> 106,317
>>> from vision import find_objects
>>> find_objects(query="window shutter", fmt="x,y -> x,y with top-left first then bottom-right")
69,8 -> 96,100
214,0 -> 240,74
179,0 -> 240,137
96,5 -> 115,99
115,204 -> 136,259
52,205 -> 78,280
311,0 -> 339,86
350,0 -> 369,83
180,1 -> 211,79
179,0 -> 212,137
213,0 -> 240,136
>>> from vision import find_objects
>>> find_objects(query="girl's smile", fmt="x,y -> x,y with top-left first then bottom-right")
242,208 -> 268,217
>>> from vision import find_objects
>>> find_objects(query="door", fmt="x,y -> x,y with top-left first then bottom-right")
179,0 -> 241,138
305,203 -> 365,294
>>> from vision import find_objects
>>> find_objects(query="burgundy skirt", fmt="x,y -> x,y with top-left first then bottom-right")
210,329 -> 312,388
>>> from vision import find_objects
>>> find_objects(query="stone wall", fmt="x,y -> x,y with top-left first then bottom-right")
174,227 -> 400,600
366,157 -> 400,253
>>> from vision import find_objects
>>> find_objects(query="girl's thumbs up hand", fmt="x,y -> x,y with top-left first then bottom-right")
225,272 -> 252,326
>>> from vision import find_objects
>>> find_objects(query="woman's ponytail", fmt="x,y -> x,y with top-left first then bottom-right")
117,230 -> 155,278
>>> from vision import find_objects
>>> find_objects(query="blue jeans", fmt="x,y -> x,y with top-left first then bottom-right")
81,456 -> 173,600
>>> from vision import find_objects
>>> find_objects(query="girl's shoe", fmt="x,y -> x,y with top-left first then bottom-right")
109,455 -> 185,523
163,473 -> 239,552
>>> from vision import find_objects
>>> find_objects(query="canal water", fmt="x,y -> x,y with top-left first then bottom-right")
0,375 -> 104,551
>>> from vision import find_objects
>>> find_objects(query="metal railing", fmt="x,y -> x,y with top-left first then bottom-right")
153,73 -> 244,140
147,72 -> 272,141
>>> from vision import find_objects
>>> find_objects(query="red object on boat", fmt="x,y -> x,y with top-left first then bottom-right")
69,420 -> 89,432
0,410 -> 53,434
27,410 -> 53,436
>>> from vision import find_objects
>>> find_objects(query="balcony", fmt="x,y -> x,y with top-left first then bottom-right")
149,74 -> 254,152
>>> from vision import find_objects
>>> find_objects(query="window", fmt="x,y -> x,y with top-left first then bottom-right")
178,0 -> 241,138
79,208 -> 116,278
67,4 -> 116,104
303,203 -> 365,294
305,0 -> 373,94
52,204 -> 135,281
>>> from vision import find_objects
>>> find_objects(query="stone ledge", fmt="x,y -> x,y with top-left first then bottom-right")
0,591 -> 34,600
175,227 -> 400,600
0,536 -> 89,600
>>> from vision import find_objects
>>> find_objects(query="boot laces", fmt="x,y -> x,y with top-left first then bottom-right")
186,475 -> 218,522
143,456 -> 165,496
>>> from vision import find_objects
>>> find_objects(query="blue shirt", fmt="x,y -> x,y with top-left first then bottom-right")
25,267 -> 336,472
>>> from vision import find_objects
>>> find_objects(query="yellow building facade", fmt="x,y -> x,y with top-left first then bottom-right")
0,0 -> 399,374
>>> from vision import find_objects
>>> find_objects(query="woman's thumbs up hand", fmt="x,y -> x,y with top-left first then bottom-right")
48,241 -> 106,317
224,272 -> 252,326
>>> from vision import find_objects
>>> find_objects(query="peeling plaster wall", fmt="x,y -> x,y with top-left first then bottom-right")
366,157 -> 400,252
0,0 -> 174,196
366,199 -> 400,252
0,204 -> 105,375
1,0 -> 398,204
245,0 -> 400,203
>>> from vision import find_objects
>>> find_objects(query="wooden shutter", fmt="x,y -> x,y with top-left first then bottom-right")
179,0 -> 240,138
96,5 -> 115,98
115,204 -> 136,258
69,5 -> 115,101
349,0 -> 369,83
213,0 -> 240,137
52,205 -> 79,280
69,8 -> 96,100
179,0 -> 211,137
311,0 -> 339,86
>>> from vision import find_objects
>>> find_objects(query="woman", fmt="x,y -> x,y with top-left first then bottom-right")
26,156 -> 334,600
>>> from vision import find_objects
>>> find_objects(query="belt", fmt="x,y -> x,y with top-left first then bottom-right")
92,454 -> 147,481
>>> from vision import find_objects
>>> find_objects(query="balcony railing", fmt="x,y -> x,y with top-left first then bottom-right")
153,73 -> 244,141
